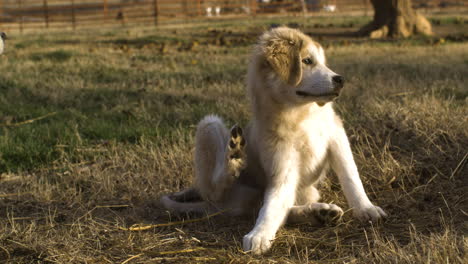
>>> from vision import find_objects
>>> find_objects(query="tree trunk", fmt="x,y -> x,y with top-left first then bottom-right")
359,0 -> 432,38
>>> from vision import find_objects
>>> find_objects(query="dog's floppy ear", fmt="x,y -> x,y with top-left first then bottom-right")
265,39 -> 303,86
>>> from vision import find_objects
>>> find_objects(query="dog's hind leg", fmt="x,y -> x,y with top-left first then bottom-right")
160,193 -> 214,214
166,187 -> 202,202
194,115 -> 247,203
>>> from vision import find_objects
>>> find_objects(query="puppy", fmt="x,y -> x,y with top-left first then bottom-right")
161,27 -> 387,254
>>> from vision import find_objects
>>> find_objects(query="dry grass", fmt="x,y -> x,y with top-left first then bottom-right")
0,16 -> 467,263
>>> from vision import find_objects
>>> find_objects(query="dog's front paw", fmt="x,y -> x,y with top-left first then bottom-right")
227,125 -> 247,177
243,231 -> 274,255
353,203 -> 387,222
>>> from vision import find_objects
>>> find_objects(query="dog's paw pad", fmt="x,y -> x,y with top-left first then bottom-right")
228,125 -> 246,153
227,125 -> 247,176
319,208 -> 329,218
314,204 -> 343,225
231,125 -> 243,138
328,209 -> 341,219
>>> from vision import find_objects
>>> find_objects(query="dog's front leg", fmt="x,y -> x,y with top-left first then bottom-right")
243,167 -> 298,255
330,128 -> 387,222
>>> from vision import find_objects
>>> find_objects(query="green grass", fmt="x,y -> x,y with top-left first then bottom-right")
0,16 -> 467,263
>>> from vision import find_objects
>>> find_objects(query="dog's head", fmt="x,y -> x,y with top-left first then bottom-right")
255,27 -> 344,105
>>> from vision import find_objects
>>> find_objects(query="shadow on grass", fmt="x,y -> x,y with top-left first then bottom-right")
0,78 -> 219,172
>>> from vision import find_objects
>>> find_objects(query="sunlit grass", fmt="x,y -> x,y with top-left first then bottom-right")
0,16 -> 466,263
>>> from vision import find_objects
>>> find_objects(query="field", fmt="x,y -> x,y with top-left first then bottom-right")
0,14 -> 467,263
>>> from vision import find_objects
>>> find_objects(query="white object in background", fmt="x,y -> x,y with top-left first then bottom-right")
215,6 -> 221,16
206,7 -> 212,17
323,5 -> 336,12
0,32 -> 6,54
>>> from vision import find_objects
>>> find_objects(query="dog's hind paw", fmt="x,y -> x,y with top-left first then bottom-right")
313,203 -> 344,225
227,125 -> 247,177
289,202 -> 344,225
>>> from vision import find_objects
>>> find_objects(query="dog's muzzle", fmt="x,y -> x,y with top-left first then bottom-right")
295,75 -> 345,100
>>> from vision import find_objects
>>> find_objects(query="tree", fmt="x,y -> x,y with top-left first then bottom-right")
359,0 -> 432,38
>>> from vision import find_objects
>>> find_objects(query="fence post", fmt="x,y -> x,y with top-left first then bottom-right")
0,1 -> 3,27
18,0 -> 23,33
116,1 -> 126,27
363,0 -> 368,16
183,0 -> 189,22
300,0 -> 307,17
153,0 -> 159,26
43,0 -> 49,28
250,0 -> 257,17
103,0 -> 108,20
71,0 -> 76,30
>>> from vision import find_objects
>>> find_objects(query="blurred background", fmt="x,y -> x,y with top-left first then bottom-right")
1,0 -> 466,32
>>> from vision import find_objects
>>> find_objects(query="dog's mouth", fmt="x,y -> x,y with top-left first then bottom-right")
296,91 -> 339,99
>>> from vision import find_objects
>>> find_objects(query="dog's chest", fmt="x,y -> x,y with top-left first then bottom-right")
290,117 -> 333,183
298,128 -> 329,172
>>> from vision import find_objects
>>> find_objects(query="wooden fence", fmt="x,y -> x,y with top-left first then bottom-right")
0,0 -> 466,32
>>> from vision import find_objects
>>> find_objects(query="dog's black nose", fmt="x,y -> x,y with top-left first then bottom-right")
332,75 -> 345,91
332,75 -> 344,85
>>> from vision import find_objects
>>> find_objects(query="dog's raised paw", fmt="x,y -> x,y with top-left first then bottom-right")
227,125 -> 247,177
228,125 -> 246,159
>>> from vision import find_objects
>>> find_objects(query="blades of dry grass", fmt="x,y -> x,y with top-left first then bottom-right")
0,192 -> 31,198
449,151 -> 468,180
0,17 -> 467,263
0,112 -> 57,127
120,254 -> 143,264
119,209 -> 229,231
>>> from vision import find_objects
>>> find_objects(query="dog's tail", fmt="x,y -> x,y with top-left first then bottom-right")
160,187 -> 216,214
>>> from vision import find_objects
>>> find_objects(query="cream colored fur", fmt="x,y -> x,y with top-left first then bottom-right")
161,27 -> 387,255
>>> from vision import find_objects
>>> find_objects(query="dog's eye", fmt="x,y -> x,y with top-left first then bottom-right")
302,58 -> 314,65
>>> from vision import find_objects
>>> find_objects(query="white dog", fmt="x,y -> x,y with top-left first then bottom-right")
161,27 -> 387,254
